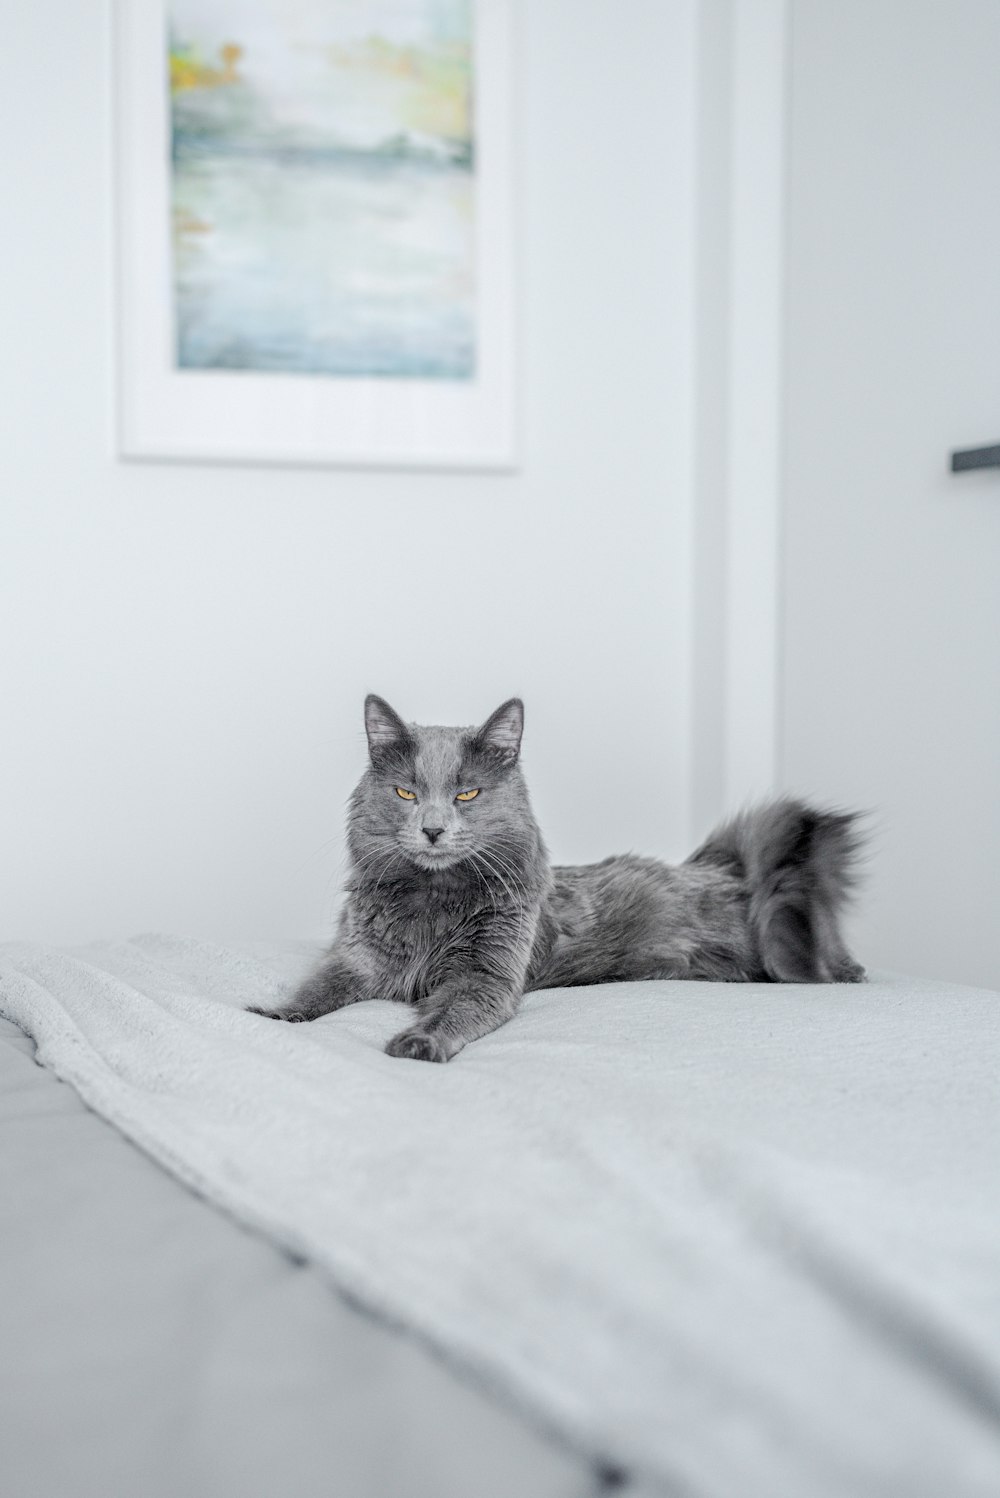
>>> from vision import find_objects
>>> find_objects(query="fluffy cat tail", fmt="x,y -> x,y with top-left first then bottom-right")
687,797 -> 867,983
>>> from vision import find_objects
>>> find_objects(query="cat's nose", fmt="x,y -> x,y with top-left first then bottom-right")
422,826 -> 445,845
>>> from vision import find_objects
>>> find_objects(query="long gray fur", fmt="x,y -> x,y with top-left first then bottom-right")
248,696 -> 866,1061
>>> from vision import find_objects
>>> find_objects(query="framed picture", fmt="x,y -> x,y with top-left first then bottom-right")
114,0 -> 515,469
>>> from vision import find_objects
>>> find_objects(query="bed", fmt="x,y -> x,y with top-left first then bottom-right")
0,1004 -> 602,1498
2,935 -> 998,1498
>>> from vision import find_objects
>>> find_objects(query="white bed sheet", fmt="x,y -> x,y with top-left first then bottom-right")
2,936 -> 998,1497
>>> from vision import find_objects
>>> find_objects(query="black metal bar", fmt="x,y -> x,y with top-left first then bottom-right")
950,443 -> 1000,472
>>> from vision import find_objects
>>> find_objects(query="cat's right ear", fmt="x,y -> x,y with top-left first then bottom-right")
364,694 -> 411,757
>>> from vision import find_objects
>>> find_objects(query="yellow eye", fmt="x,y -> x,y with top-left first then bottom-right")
395,787 -> 416,801
455,789 -> 480,802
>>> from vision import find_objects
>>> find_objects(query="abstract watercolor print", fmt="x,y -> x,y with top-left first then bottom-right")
168,0 -> 475,378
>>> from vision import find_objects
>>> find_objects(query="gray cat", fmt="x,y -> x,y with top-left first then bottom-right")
248,695 -> 865,1061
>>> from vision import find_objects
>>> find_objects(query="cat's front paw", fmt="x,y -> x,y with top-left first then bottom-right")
247,1004 -> 311,1023
385,1028 -> 452,1063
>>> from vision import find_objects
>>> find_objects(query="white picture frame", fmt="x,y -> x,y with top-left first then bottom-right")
113,0 -> 516,469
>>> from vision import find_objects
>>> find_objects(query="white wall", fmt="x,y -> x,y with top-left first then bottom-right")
12,1 -> 989,988
0,1 -> 701,944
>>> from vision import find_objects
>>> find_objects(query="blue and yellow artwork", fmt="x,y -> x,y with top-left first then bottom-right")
168,0 -> 475,379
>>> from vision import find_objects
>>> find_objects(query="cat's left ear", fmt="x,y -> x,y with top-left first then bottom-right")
473,698 -> 524,762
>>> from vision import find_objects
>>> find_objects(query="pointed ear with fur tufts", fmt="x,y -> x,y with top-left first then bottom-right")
472,698 -> 524,763
364,694 -> 412,758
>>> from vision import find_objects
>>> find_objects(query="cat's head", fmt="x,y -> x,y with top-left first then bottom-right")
350,694 -> 536,874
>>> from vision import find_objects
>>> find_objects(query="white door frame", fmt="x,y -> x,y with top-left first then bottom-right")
690,0 -> 788,833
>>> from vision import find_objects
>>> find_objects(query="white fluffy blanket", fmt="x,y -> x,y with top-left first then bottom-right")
2,935 -> 998,1496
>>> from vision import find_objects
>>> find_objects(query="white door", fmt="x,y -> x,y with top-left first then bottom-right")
779,0 -> 1000,988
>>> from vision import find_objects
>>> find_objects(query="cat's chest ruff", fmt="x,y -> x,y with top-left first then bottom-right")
360,885 -> 479,1001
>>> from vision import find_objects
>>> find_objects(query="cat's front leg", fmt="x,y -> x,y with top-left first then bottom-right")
385,907 -> 539,1062
385,985 -> 522,1063
247,950 -> 368,1023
